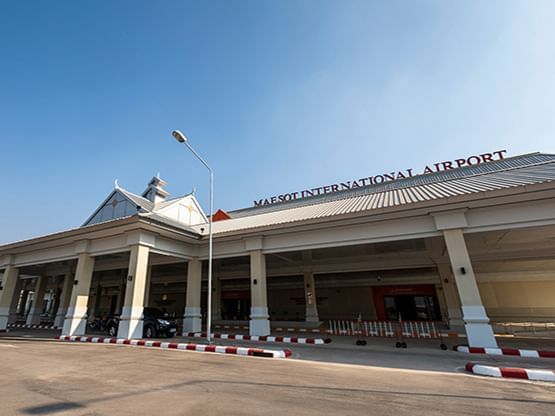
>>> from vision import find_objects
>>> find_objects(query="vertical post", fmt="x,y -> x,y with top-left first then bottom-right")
117,245 -> 150,339
183,258 -> 202,333
443,229 -> 497,347
303,272 -> 320,323
55,271 -> 74,328
18,288 -> 30,318
8,278 -> 23,324
26,276 -> 48,325
0,265 -> 20,330
50,283 -> 62,321
249,250 -> 270,336
116,279 -> 125,316
144,265 -> 152,307
211,273 -> 222,321
437,263 -> 464,331
62,253 -> 95,336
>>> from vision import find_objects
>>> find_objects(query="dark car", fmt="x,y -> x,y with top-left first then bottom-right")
106,307 -> 178,338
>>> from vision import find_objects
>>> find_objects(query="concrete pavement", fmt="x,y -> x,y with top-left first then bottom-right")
1,336 -> 554,415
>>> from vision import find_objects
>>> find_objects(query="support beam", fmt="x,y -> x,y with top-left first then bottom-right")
303,272 -> 320,323
0,266 -> 20,330
54,271 -> 74,328
183,258 -> 202,333
62,254 -> 95,336
212,273 -> 222,321
117,245 -> 150,339
443,229 -> 497,347
249,250 -> 270,336
437,264 -> 464,330
26,276 -> 48,325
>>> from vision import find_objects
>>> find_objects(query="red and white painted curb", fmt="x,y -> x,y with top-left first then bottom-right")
8,323 -> 59,330
56,335 -> 292,358
454,345 -> 555,358
181,332 -> 331,345
465,363 -> 555,382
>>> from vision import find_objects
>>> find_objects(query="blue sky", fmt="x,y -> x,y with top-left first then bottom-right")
1,1 -> 554,243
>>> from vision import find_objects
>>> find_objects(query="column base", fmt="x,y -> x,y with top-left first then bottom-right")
54,312 -> 65,328
249,307 -> 270,336
26,312 -> 42,326
8,312 -> 18,325
183,307 -> 202,333
0,308 -> 9,330
462,305 -> 498,348
305,310 -> 320,323
465,322 -> 498,348
62,306 -> 88,336
117,306 -> 144,339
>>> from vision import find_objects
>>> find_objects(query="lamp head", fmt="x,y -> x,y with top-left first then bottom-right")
172,130 -> 187,143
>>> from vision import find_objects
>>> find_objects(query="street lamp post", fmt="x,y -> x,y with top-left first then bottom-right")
172,130 -> 213,345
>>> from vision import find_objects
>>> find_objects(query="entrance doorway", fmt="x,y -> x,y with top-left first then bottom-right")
221,290 -> 250,320
383,295 -> 439,321
373,284 -> 441,321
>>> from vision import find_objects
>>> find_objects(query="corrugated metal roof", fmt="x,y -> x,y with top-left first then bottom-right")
199,153 -> 555,235
230,153 -> 554,218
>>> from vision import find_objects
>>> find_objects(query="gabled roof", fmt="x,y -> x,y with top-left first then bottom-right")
83,180 -> 208,228
118,187 -> 155,211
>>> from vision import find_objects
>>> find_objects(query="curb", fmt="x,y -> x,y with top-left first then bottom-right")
454,345 -> 555,358
465,362 -> 555,382
56,335 -> 292,358
8,324 -> 59,330
181,332 -> 332,345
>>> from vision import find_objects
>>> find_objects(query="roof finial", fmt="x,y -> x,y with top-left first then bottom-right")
156,171 -> 161,179
191,186 -> 196,195
114,179 -> 120,189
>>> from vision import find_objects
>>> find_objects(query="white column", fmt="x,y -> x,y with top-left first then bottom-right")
8,278 -> 23,324
54,271 -> 74,328
144,265 -> 152,307
117,245 -> 149,339
26,276 -> 48,325
437,263 -> 464,330
303,272 -> 319,323
443,229 -> 497,348
211,273 -> 222,321
249,250 -> 270,336
0,266 -> 20,330
18,289 -> 30,317
62,253 -> 95,336
183,258 -> 202,333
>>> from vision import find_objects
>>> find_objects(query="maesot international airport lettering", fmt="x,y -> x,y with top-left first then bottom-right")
253,150 -> 508,207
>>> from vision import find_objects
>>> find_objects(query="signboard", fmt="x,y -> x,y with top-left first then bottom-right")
253,150 -> 507,207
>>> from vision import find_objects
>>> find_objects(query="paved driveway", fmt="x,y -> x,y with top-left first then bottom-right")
0,337 -> 553,416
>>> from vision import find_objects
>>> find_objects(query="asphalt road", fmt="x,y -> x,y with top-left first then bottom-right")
0,338 -> 553,416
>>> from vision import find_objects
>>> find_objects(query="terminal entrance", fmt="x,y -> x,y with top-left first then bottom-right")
373,284 -> 441,321
221,291 -> 250,320
383,295 -> 440,321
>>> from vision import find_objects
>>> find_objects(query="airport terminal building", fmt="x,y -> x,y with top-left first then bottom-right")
1,151 -> 554,348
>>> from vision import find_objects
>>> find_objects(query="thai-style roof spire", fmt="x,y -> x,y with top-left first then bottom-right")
141,176 -> 170,204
